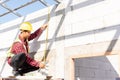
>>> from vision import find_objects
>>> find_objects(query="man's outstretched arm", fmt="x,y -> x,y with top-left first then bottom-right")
28,23 -> 48,41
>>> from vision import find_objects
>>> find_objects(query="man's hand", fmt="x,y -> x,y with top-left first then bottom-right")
41,23 -> 48,31
39,62 -> 45,69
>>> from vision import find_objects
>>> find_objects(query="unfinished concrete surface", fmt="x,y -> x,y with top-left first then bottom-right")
1,0 -> 120,80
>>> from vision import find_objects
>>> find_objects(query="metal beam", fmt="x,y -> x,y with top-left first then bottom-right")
0,11 -> 10,17
38,0 -> 49,7
13,0 -> 38,11
0,3 -> 22,17
0,0 -> 52,17
0,0 -> 10,4
54,0 -> 61,4
0,0 -> 38,17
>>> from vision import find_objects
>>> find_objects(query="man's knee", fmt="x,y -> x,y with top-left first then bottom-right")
10,53 -> 26,68
19,53 -> 26,60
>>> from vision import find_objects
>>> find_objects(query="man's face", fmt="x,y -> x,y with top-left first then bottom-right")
24,31 -> 31,39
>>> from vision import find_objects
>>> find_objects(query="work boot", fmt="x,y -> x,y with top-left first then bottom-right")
12,70 -> 22,76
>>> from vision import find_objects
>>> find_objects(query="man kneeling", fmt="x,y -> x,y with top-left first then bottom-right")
7,22 -> 47,76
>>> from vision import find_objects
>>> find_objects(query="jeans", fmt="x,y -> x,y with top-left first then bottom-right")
10,53 -> 39,75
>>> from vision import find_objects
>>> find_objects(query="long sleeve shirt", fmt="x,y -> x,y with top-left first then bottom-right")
7,28 -> 43,67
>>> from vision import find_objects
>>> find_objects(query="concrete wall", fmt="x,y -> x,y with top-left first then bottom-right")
1,0 -> 120,80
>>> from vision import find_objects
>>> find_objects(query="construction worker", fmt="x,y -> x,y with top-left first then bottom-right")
7,22 -> 47,76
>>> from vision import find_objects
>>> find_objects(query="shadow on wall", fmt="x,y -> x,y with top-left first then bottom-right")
0,0 -> 104,57
74,56 -> 119,80
29,0 -> 105,60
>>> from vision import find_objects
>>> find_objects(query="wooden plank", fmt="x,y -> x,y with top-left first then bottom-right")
0,76 -> 45,80
70,50 -> 120,59
0,77 -> 64,80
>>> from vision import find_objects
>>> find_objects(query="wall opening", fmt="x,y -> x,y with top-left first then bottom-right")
74,56 -> 119,80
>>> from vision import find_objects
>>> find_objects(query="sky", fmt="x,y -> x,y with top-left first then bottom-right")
0,0 -> 57,24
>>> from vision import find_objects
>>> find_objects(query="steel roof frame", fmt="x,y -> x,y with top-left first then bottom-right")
0,0 -> 60,17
